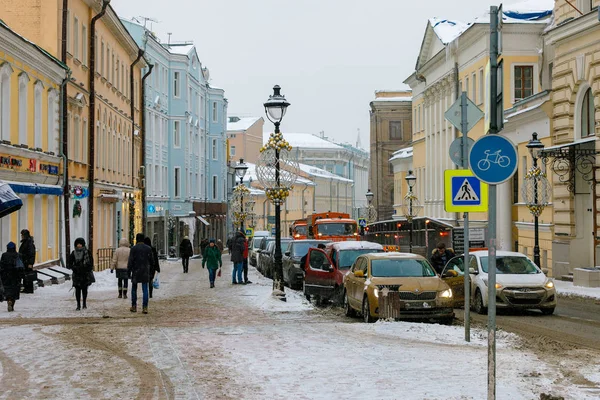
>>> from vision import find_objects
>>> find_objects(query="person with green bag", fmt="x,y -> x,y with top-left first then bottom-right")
202,239 -> 222,288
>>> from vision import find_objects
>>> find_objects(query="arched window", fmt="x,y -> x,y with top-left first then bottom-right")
18,73 -> 30,146
47,89 -> 58,154
34,81 -> 43,149
581,88 -> 595,138
0,63 -> 13,141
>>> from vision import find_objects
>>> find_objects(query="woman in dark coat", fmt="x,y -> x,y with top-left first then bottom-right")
0,242 -> 24,312
179,236 -> 193,273
144,237 -> 161,298
19,229 -> 36,293
67,237 -> 94,310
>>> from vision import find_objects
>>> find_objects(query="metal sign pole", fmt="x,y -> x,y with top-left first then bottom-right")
488,5 -> 500,400
460,91 -> 471,342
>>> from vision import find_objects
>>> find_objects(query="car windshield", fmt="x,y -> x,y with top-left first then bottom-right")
371,259 -> 437,277
480,256 -> 540,274
294,225 -> 307,235
317,223 -> 357,236
291,242 -> 326,257
338,249 -> 384,269
252,238 -> 264,249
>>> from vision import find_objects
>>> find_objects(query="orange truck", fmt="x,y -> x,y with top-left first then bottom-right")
290,219 -> 308,239
306,212 -> 359,242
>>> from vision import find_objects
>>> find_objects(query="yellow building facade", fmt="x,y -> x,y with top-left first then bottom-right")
0,1 -> 146,267
0,20 -> 67,266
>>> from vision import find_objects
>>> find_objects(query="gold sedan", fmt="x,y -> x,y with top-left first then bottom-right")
343,252 -> 455,324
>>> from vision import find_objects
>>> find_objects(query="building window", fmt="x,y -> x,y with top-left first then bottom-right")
47,90 -> 58,153
514,66 -> 533,101
230,145 -> 236,157
174,167 -> 181,197
581,88 -> 595,138
73,115 -> 80,162
82,25 -> 87,65
100,41 -> 105,76
212,138 -> 217,160
389,121 -> 403,140
577,0 -> 592,13
0,63 -> 12,141
471,73 -> 476,101
174,120 -> 180,147
18,73 -> 29,146
73,16 -> 79,60
173,72 -> 180,97
34,82 -> 43,149
212,175 -> 217,200
465,77 -> 469,99
479,69 -> 484,104
212,101 -> 217,122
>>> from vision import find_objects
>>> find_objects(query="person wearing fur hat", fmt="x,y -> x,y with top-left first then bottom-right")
202,239 -> 222,288
0,242 -> 24,312
67,238 -> 94,311
111,238 -> 131,299
179,236 -> 193,273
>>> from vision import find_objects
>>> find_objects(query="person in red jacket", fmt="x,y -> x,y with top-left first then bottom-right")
242,236 -> 251,284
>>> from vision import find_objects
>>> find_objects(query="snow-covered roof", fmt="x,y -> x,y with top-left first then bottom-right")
244,163 -> 313,186
372,96 -> 413,102
227,117 -> 262,132
429,18 -> 472,44
168,44 -> 195,55
263,132 -> 343,150
389,147 -> 413,162
326,241 -> 384,251
298,163 -> 352,183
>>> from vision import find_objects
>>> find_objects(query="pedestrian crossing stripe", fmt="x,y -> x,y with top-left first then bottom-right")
453,178 -> 480,203
444,169 -> 488,212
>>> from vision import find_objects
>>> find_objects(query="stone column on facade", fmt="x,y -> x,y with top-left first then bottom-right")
424,93 -> 430,217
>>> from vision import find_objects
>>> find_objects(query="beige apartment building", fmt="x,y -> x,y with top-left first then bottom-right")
227,116 -> 264,164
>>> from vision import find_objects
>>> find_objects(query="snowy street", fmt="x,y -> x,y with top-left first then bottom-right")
1,258 -> 599,400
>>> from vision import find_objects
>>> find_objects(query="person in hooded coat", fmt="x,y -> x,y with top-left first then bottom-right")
230,231 -> 246,284
144,237 -> 161,298
202,239 -> 222,288
179,236 -> 193,273
19,229 -> 36,293
67,237 -> 94,311
0,242 -> 24,312
111,238 -> 131,299
128,233 -> 154,314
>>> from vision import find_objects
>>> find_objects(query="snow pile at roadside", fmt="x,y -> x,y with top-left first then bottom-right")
555,280 -> 600,300
238,270 -> 313,312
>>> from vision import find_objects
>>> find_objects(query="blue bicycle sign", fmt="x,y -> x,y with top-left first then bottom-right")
469,135 -> 518,184
477,149 -> 511,171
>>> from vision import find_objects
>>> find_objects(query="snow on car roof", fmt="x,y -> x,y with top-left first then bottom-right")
366,252 -> 425,259
469,250 -> 530,257
327,241 -> 383,250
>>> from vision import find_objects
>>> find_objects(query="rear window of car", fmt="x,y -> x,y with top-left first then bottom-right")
291,241 -> 326,257
252,238 -> 265,250
338,249 -> 384,269
480,256 -> 540,274
371,259 -> 436,277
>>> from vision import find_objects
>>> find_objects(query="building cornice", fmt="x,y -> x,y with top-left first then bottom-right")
545,11 -> 599,45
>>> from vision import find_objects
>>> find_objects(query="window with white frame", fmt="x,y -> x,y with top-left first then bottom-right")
581,87 -> 595,138
34,82 -> 43,149
19,73 -> 29,145
173,72 -> 180,97
100,41 -> 105,76
47,90 -> 58,153
73,115 -> 80,161
73,16 -> 79,60
0,63 -> 12,141
82,25 -> 87,65
174,120 -> 181,147
230,145 -> 236,157
212,175 -> 217,200
479,69 -> 484,104
514,65 -> 534,101
174,167 -> 181,197
66,9 -> 71,54
212,101 -> 217,122
212,138 -> 217,159
465,77 -> 469,99
471,73 -> 476,101
577,0 -> 592,13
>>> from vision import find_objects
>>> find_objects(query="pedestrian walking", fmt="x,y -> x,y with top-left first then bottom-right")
144,236 -> 160,298
111,238 -> 130,299
179,236 -> 193,273
0,242 -> 24,312
202,239 -> 222,288
128,233 -> 154,314
19,229 -> 36,293
67,238 -> 94,311
242,236 -> 251,284
230,230 -> 246,284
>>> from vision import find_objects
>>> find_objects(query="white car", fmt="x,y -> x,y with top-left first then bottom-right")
441,250 -> 557,315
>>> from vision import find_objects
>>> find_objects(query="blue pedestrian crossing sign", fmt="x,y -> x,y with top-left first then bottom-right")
358,218 -> 367,227
444,170 -> 488,212
245,228 -> 254,237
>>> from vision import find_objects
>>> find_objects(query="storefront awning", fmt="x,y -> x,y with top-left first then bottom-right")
197,216 -> 210,226
99,193 -> 120,203
7,181 -> 62,196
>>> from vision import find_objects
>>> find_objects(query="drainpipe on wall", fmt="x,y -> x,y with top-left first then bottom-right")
58,70 -> 71,268
87,0 -> 110,259
141,62 -> 153,231
61,0 -> 71,259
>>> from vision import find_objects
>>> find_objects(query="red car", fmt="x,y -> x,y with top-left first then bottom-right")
303,241 -> 384,305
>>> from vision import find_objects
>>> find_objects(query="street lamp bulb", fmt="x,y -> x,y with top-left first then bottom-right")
264,85 -> 290,124
365,189 -> 374,202
526,132 -> 544,158
235,158 -> 248,179
405,170 -> 416,189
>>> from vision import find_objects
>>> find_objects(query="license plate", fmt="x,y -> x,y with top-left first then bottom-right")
405,301 -> 434,309
512,292 -> 540,299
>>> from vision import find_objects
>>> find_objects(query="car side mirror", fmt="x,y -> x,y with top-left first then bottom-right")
542,268 -> 549,275
285,251 -> 290,257
354,270 -> 365,278
469,268 -> 478,274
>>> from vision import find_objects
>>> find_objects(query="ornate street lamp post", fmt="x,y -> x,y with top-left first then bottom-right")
233,159 -> 249,230
402,170 -> 421,253
257,85 -> 298,301
365,189 -> 377,223
522,132 -> 551,268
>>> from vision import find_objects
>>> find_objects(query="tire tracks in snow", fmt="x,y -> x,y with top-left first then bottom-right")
0,347 -> 30,399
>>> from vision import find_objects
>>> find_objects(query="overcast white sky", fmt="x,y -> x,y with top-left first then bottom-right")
113,0 -> 499,150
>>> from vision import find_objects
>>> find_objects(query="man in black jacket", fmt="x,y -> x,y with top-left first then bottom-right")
127,233 -> 154,314
430,242 -> 455,275
19,229 -> 36,293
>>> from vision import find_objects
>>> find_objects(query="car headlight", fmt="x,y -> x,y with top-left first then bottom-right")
495,283 -> 502,289
545,280 -> 554,289
373,288 -> 379,298
439,289 -> 452,298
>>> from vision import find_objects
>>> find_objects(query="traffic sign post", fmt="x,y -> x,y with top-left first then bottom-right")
446,91 -> 484,344
358,218 -> 367,227
245,228 -> 254,237
444,170 -> 488,212
469,134 -> 518,184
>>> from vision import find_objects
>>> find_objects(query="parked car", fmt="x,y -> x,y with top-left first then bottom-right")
344,252 -> 455,324
303,241 -> 385,304
249,231 -> 270,266
282,240 -> 330,289
442,250 -> 557,315
257,237 -> 292,278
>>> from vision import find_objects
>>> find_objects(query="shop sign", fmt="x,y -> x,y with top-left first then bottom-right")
0,156 -> 22,168
40,163 -> 59,175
